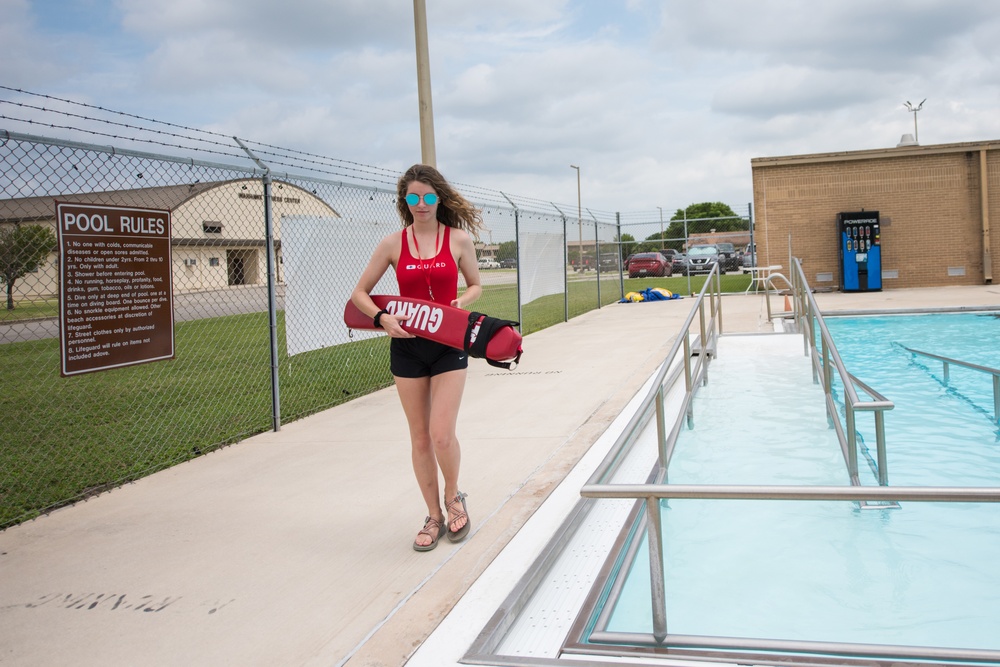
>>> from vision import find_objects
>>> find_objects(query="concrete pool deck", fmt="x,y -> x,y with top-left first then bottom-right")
1,285 -> 998,666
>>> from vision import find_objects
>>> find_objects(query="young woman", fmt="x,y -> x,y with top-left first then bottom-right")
351,164 -> 484,551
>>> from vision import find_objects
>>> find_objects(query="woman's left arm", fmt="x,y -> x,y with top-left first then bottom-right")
452,229 -> 482,309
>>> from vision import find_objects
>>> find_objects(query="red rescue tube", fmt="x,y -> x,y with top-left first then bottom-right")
344,295 -> 522,369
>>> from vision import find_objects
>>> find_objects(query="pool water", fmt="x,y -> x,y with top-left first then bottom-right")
603,314 -> 1000,652
827,313 -> 1000,485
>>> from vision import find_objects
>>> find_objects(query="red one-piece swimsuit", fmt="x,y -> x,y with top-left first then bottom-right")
390,224 -> 467,378
396,224 -> 458,305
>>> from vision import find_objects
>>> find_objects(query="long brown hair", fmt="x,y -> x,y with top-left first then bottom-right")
395,164 -> 484,240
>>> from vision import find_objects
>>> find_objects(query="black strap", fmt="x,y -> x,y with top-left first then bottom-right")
464,311 -> 522,370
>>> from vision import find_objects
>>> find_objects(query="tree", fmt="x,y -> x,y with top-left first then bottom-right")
671,202 -> 744,234
0,225 -> 57,310
617,233 -> 638,261
495,240 -> 517,263
643,230 -> 682,253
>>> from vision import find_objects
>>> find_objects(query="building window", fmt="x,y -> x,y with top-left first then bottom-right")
209,257 -> 220,267
203,221 -> 223,234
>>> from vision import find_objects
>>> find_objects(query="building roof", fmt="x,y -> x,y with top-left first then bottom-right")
0,178 -> 329,223
751,138 -> 1000,169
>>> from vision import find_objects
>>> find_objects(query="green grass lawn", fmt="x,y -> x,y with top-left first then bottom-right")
0,298 -> 59,322
0,272 -> 751,528
0,312 -> 392,528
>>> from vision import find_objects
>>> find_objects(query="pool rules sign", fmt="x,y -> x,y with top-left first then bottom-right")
57,202 -> 175,376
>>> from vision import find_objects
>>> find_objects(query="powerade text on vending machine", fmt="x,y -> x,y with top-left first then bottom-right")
838,211 -> 882,292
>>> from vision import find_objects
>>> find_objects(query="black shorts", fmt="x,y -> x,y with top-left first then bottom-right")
390,337 -> 468,378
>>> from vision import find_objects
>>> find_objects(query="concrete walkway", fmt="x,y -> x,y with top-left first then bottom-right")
2,286 -> 998,666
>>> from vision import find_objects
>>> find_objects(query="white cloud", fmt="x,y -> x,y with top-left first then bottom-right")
3,0 -> 1000,213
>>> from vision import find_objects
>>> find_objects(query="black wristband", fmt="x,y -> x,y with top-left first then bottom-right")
373,309 -> 390,328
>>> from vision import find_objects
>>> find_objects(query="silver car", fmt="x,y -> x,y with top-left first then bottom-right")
685,244 -> 723,274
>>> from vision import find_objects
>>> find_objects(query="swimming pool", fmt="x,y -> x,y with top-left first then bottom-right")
586,313 -> 1000,661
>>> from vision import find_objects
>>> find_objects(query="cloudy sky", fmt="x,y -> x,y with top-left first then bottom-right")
2,0 -> 999,215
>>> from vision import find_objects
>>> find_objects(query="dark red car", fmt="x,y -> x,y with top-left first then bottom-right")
626,252 -> 671,278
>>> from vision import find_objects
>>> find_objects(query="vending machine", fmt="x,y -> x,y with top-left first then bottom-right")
838,211 -> 882,292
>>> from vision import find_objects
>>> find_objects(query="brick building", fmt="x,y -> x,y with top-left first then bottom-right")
751,139 -> 998,290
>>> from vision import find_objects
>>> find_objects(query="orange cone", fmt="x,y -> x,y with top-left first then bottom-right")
784,295 -> 791,312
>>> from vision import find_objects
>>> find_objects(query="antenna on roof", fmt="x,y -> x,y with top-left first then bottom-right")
903,99 -> 926,144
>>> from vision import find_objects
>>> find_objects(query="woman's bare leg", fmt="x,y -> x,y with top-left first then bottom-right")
428,369 -> 468,533
394,375 -> 443,547
395,368 -> 469,543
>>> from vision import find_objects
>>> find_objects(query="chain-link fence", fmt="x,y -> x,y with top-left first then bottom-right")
1,121 -> 751,530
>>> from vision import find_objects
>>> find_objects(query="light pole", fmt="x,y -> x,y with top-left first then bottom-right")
413,0 -> 436,166
570,165 -> 582,269
903,99 -> 925,144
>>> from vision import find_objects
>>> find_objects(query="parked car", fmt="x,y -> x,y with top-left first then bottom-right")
715,243 -> 741,271
683,244 -> 724,275
626,252 -> 671,278
741,243 -> 757,272
478,257 -> 500,269
670,253 -> 688,274
499,257 -> 517,269
599,253 -> 620,271
658,248 -> 680,261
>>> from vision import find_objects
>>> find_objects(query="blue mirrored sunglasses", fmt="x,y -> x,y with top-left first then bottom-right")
405,192 -> 439,206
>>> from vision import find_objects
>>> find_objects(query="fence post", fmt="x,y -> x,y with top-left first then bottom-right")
594,215 -> 602,307
616,212 -> 624,301
551,202 -> 569,322
235,137 -> 281,432
501,192 -> 523,328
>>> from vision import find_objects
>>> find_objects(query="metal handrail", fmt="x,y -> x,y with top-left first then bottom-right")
761,271 -> 794,321
585,264 -> 724,487
580,257 -> 917,654
578,481 -> 1000,655
791,258 -> 894,488
897,343 -> 1000,424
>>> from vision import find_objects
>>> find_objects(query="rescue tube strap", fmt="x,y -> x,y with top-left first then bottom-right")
465,312 -> 522,370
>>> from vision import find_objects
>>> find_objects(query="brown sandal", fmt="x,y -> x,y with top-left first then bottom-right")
445,492 -> 471,543
413,515 -> 446,552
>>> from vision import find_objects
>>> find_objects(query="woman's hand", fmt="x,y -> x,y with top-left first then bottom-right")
382,313 -> 415,338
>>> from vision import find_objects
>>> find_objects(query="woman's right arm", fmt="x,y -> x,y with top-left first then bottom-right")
350,234 -> 414,338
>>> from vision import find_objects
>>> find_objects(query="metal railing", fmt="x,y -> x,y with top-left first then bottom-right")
576,483 -> 1000,664
576,257 -> 1000,665
897,344 -> 1000,424
584,264 -> 723,488
789,258 -> 895,488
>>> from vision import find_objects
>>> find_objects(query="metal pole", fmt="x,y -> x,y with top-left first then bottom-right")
564,213 -> 569,321
875,411 -> 888,485
262,173 -> 281,431
501,192 -> 522,328
616,211 -> 624,300
994,375 -> 1000,425
658,206 -> 663,250
846,404 -> 858,480
570,165 -> 582,270
645,496 -> 668,643
234,137 -> 281,432
413,0 -> 436,167
595,214 -> 602,307
683,210 -> 691,294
